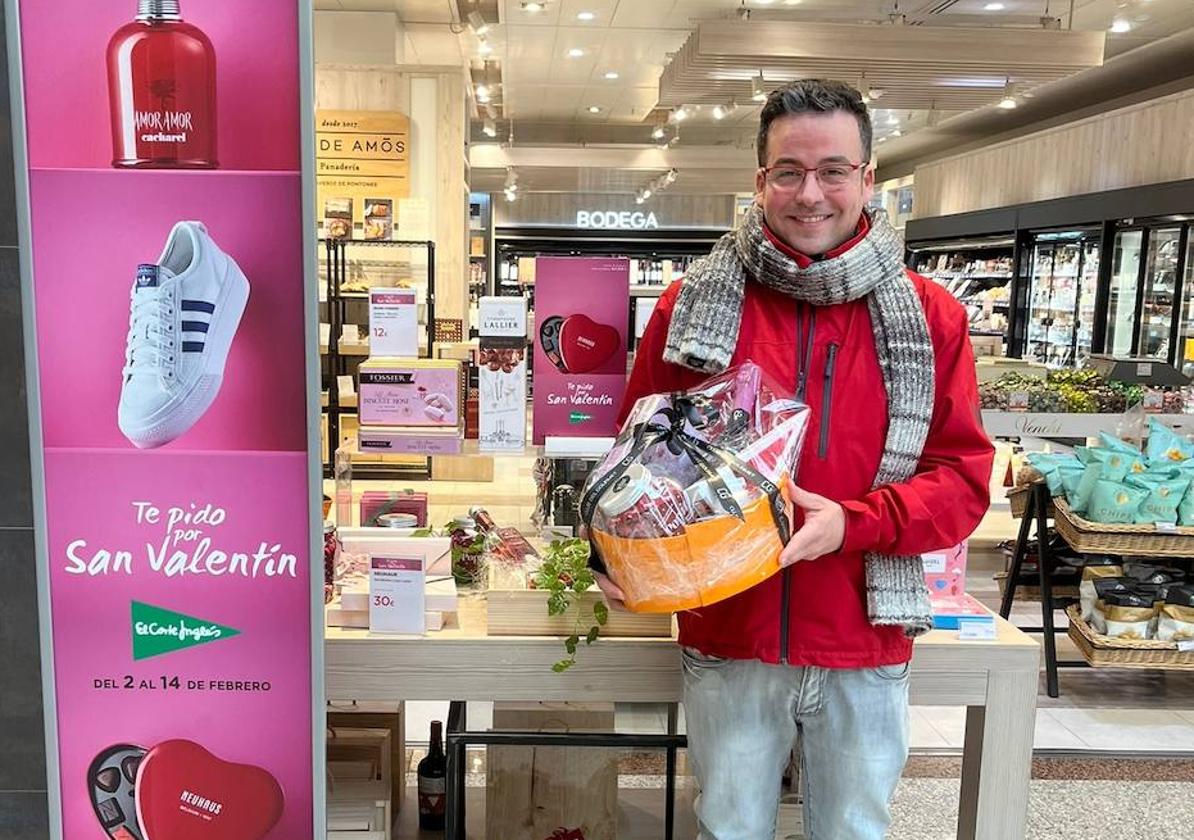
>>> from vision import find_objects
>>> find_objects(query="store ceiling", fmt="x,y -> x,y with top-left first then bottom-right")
317,0 -> 1194,195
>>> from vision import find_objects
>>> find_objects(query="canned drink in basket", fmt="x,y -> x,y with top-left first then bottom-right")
598,463 -> 692,538
686,471 -> 754,520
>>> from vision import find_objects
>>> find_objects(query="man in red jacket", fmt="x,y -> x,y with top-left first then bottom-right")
593,80 -> 994,839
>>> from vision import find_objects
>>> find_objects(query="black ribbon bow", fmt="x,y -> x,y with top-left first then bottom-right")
580,394 -> 791,545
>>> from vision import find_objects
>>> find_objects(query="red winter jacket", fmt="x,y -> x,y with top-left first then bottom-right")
617,221 -> 994,669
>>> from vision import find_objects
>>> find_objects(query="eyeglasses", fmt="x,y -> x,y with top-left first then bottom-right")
761,162 -> 866,190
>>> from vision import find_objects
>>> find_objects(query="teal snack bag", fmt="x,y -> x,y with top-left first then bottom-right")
1086,448 -> 1145,483
1026,453 -> 1082,495
1086,481 -> 1148,524
1126,474 -> 1191,525
1098,433 -> 1144,457
1067,463 -> 1103,514
1179,482 -> 1194,527
1146,418 -> 1194,466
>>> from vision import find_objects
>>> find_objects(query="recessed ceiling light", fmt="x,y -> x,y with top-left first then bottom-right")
604,71 -> 619,80
984,2 -> 1004,10
672,107 -> 689,122
1109,18 -> 1132,33
577,11 -> 596,21
588,105 -> 601,113
478,40 -> 492,56
783,0 -> 803,5
652,126 -> 666,140
568,48 -> 585,58
522,1 -> 545,12
754,0 -> 776,4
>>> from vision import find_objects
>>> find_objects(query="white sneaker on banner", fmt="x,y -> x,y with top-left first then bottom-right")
118,221 -> 250,449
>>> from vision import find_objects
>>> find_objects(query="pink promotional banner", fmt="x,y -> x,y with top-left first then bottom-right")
10,1 -> 319,839
532,257 -> 631,443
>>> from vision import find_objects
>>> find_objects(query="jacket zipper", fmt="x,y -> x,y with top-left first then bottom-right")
818,343 -> 839,459
782,305 -> 816,664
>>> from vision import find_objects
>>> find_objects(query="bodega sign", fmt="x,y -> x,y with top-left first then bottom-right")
576,210 -> 660,230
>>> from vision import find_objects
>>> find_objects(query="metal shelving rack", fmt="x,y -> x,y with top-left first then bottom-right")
321,237 -> 436,478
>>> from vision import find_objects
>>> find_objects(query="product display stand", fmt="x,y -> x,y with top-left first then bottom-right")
1000,481 -> 1194,696
325,598 -> 1040,840
443,701 -> 685,840
998,482 -> 1083,697
322,237 -> 437,478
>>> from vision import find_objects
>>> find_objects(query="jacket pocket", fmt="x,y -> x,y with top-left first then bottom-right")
818,343 -> 839,459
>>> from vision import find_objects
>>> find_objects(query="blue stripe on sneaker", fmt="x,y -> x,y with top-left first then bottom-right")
181,321 -> 210,333
182,341 -> 205,353
180,300 -> 216,314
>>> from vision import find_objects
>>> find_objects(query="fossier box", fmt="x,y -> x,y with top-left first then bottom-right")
358,358 -> 463,427
358,425 -> 462,455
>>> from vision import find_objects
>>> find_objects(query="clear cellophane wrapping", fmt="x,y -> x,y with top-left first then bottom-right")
582,362 -> 809,613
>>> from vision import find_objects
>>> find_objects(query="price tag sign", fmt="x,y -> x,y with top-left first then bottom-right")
1008,391 -> 1029,412
956,615 -> 997,641
1177,640 -> 1194,653
369,288 -> 418,357
1155,521 -> 1179,534
369,555 -> 425,635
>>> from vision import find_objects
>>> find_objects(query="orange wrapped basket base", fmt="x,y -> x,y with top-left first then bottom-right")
592,477 -> 790,614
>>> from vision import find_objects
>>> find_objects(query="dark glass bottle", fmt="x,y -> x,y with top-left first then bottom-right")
417,720 -> 447,831
107,0 -> 218,169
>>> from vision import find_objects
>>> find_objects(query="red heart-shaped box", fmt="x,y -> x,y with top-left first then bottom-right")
136,740 -> 284,840
558,314 -> 621,374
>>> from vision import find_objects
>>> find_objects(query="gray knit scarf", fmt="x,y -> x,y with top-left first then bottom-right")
665,204 -> 936,636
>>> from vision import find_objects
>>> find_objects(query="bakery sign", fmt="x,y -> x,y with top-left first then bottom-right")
576,210 -> 660,230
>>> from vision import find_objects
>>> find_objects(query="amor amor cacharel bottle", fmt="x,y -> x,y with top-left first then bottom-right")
107,0 -> 218,169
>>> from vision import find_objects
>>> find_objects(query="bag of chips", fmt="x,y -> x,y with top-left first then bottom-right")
1125,474 -> 1191,525
1085,481 -> 1147,524
581,362 -> 810,613
1146,418 -> 1194,465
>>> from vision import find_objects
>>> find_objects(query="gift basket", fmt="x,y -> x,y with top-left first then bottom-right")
580,362 -> 809,613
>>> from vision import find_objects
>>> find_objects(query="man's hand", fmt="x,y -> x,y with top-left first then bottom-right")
779,485 -> 846,568
593,571 -> 627,611
579,524 -> 627,610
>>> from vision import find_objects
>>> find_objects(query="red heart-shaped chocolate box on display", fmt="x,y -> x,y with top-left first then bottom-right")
557,314 -> 622,374
136,740 -> 284,840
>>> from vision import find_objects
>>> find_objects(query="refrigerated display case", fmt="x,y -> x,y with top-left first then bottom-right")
1104,221 -> 1192,366
907,235 -> 1014,335
1022,229 -> 1101,368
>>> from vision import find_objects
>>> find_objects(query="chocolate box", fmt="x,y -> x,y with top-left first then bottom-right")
358,358 -> 463,427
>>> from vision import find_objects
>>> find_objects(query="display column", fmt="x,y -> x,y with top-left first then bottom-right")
0,0 -> 47,834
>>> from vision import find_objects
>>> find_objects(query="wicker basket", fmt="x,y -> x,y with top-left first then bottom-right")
994,572 -> 1079,602
1007,483 -> 1054,520
1052,498 -> 1194,557
1066,605 -> 1194,670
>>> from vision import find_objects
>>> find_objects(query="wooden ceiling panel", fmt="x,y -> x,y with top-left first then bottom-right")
659,20 -> 1107,113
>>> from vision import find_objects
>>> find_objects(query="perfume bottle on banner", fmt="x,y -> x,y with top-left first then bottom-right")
107,0 -> 218,169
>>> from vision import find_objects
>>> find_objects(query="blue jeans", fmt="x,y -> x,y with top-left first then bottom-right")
682,649 -> 910,840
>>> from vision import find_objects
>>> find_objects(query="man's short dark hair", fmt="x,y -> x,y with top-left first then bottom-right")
756,79 -> 873,167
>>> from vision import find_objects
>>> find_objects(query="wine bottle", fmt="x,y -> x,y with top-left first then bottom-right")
417,720 -> 447,831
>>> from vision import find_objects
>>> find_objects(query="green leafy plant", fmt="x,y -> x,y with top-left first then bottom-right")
531,538 -> 608,672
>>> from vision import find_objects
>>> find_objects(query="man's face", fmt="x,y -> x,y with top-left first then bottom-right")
754,111 -> 874,256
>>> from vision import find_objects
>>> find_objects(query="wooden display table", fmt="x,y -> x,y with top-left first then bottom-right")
325,599 -> 1039,840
